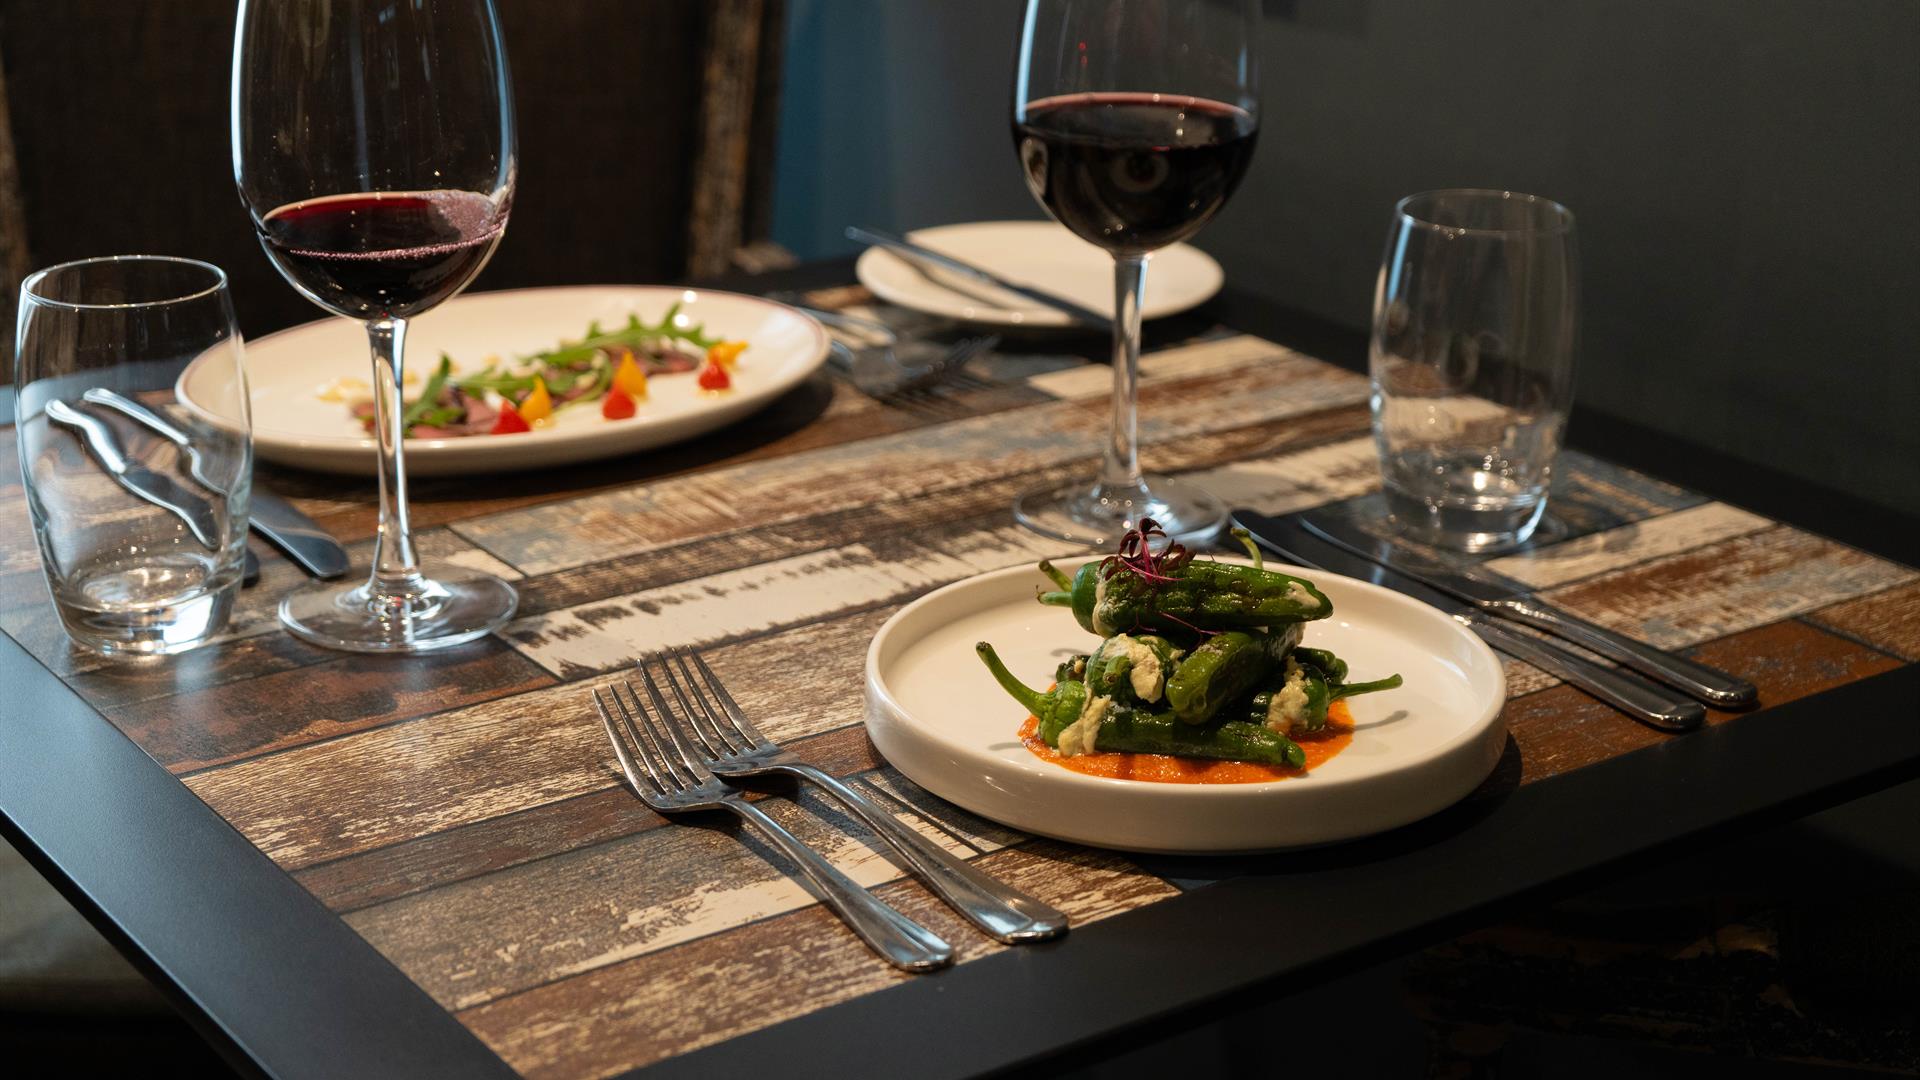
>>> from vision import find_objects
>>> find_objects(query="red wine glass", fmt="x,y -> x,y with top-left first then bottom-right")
232,0 -> 517,652
1012,0 -> 1259,546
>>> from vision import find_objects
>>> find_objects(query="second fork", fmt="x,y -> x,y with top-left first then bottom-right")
597,681 -> 954,972
647,652 -> 1070,944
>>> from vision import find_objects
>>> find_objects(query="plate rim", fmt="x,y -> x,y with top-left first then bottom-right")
854,220 -> 1225,328
177,283 -> 832,462
864,554 -> 1507,800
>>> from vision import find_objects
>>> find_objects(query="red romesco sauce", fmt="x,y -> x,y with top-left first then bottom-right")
1018,700 -> 1355,785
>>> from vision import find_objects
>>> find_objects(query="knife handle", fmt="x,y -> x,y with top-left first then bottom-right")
1468,615 -> 1706,732
46,400 -> 129,472
1487,599 -> 1758,708
82,388 -> 190,446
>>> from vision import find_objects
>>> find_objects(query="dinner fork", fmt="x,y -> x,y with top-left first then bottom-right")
645,651 -> 1071,944
594,681 -> 954,972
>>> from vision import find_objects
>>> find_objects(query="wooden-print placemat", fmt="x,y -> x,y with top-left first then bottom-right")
3,293 -> 1917,1078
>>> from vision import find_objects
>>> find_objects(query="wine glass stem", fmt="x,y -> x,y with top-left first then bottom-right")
367,317 -> 425,599
1100,253 -> 1150,493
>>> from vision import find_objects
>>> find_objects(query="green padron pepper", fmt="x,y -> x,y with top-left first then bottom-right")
1245,650 -> 1403,734
1035,558 -> 1331,637
978,642 -> 1306,766
1096,704 -> 1306,767
1163,624 -> 1303,726
1083,633 -> 1186,704
978,643 -> 1088,744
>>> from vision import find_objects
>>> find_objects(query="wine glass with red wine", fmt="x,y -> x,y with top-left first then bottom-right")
1012,0 -> 1259,546
232,0 -> 517,652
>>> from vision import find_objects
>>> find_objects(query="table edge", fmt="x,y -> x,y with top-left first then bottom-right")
634,661 -> 1920,1079
0,629 -> 517,1080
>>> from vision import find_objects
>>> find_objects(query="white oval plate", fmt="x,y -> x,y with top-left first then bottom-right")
179,285 -> 830,476
855,221 -> 1224,329
865,557 -> 1508,854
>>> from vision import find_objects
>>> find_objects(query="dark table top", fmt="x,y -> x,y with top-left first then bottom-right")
3,261 -> 1918,1079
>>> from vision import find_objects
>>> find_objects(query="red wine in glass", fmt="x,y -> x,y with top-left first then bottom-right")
1009,0 -> 1259,548
234,0 -> 517,653
1015,93 -> 1258,257
257,190 -> 507,321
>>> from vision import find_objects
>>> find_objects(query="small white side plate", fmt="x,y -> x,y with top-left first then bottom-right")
855,221 -> 1224,328
865,557 -> 1508,853
179,285 -> 830,476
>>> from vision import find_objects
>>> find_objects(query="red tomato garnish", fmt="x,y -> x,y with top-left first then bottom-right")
601,386 -> 637,419
490,400 -> 531,434
697,362 -> 731,391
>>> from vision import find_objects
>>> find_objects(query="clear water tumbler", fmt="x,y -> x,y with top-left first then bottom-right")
13,256 -> 252,656
1370,189 -> 1579,552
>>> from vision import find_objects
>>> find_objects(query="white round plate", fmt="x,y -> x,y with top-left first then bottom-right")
865,557 -> 1508,854
179,285 -> 830,476
855,221 -> 1224,329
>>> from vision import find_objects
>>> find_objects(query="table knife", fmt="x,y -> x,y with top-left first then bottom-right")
845,225 -> 1111,329
81,389 -> 350,580
1297,511 -> 1758,708
1232,510 -> 1706,732
46,400 -> 222,551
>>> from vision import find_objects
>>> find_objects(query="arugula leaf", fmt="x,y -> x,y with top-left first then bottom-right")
401,355 -> 454,432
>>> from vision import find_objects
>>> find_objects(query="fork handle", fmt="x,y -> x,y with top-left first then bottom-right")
1483,598 -> 1758,707
1469,615 -> 1705,732
724,797 -> 954,972
785,763 -> 1069,943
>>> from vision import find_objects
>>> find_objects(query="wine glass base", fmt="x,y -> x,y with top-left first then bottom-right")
279,569 -> 518,654
1012,474 -> 1228,549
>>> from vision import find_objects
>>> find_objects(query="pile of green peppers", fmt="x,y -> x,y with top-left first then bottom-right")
978,528 -> 1401,768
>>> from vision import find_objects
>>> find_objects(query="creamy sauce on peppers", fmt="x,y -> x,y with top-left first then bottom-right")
1018,700 -> 1355,785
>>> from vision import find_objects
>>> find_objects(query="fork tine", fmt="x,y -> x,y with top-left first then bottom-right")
635,658 -> 720,784
942,335 -> 996,374
594,686 -> 665,797
659,652 -> 742,756
687,652 -> 771,749
617,677 -> 693,792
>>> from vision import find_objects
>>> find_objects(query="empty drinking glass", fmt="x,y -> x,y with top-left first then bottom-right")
1370,190 -> 1579,552
13,256 -> 252,655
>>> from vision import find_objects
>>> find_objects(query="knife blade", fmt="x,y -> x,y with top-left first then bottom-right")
845,225 -> 1112,329
1231,510 -> 1705,732
46,399 -> 223,551
246,487 -> 351,579
1298,510 -> 1757,708
80,388 -> 351,580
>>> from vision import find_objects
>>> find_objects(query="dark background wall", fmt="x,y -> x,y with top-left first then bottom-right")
771,0 -> 1920,517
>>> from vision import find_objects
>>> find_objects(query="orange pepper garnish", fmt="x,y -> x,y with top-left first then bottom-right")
519,376 -> 553,423
707,341 -> 748,370
612,351 -> 649,398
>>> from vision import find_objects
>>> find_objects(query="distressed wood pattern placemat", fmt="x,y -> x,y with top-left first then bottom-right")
3,288 -> 1918,1078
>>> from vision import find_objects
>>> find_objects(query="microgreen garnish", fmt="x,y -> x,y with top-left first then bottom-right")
1098,519 -> 1217,635
1100,518 -> 1194,584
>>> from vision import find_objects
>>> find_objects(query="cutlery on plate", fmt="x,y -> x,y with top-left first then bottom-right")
594,678 -> 955,973
1298,511 -> 1757,708
645,651 -> 1069,943
46,400 -> 222,551
792,304 -> 1000,401
1232,510 -> 1706,732
81,388 -> 351,580
844,225 -> 1111,329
